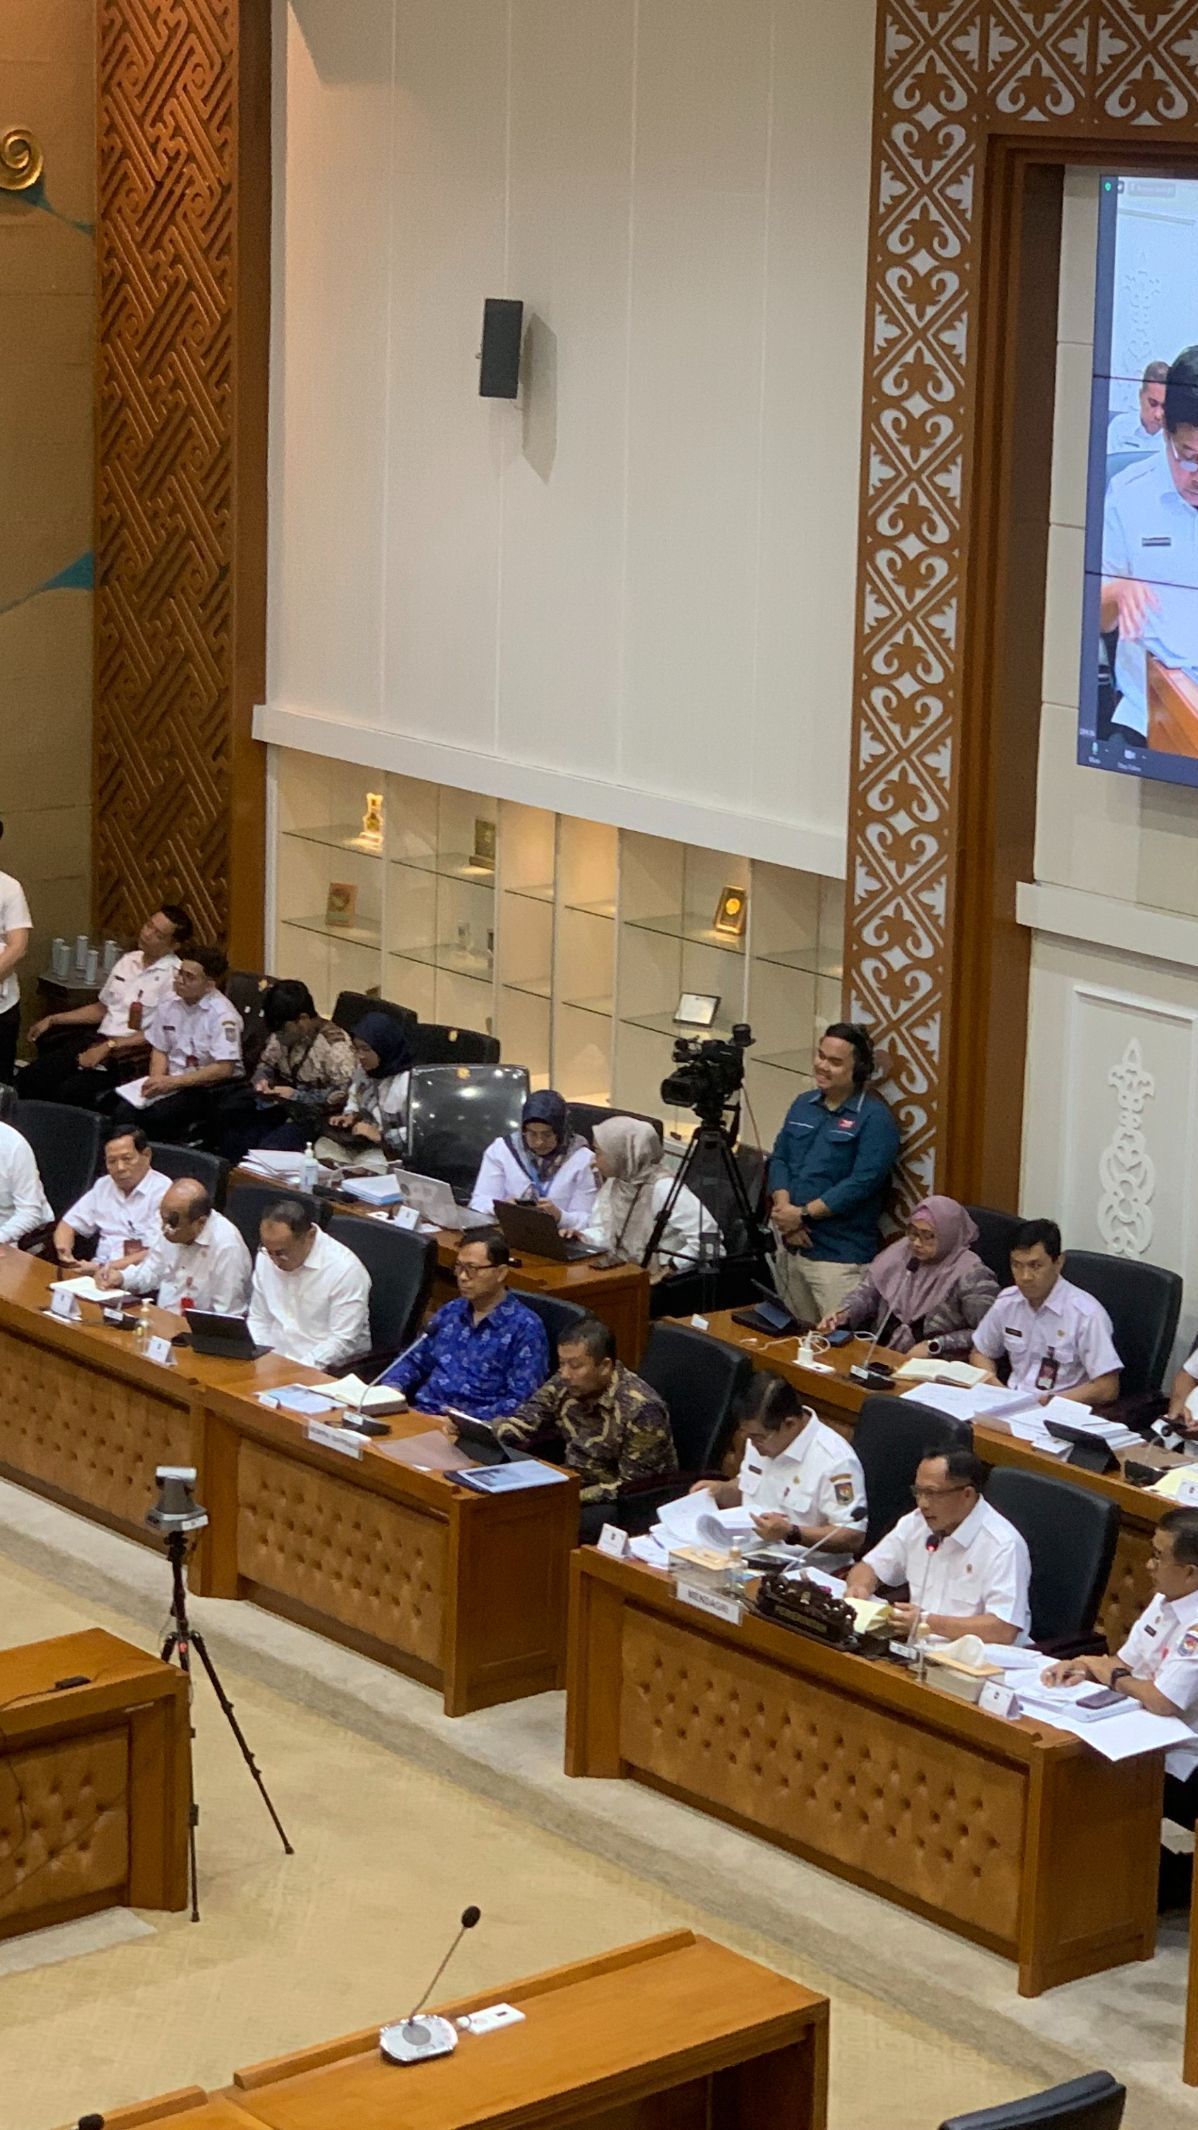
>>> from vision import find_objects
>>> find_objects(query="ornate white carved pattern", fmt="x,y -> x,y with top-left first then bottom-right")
851,5 -> 1198,1208
1097,1038 -> 1156,1256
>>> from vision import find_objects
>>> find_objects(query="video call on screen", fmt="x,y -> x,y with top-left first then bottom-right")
1079,173 -> 1198,792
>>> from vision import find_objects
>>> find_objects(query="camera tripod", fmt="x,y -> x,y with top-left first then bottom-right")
159,1526 -> 293,1921
642,1109 -> 774,1305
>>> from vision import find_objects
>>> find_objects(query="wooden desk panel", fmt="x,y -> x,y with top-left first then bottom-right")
566,1552 -> 1160,1997
200,1386 -> 579,1716
693,1312 -> 1165,1646
0,1628 -> 189,1939
227,1931 -> 827,2130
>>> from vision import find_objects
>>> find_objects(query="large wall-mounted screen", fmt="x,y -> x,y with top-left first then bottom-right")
1079,174 -> 1198,788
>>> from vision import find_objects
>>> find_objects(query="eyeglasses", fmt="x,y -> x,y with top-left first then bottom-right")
455,1263 -> 490,1280
1167,435 -> 1198,471
912,1483 -> 968,1503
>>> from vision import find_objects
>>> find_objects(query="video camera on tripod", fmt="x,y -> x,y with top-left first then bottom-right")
660,1022 -> 753,1124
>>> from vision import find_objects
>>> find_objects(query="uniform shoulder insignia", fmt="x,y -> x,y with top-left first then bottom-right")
1181,1628 -> 1198,1657
222,1021 -> 238,1039
832,1475 -> 855,1505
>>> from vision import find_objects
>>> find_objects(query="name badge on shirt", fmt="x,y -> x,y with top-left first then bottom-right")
1143,535 -> 1172,547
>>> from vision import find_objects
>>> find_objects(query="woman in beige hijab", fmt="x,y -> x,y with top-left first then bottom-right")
579,1116 -> 719,1280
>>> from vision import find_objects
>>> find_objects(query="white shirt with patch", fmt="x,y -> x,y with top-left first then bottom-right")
738,1413 -> 865,1542
0,871 -> 32,1015
972,1276 -> 1121,1396
63,1167 -> 171,1263
1120,1587 -> 1198,1779
142,989 -> 243,1076
1102,452 -> 1198,736
98,950 -> 180,1039
121,1209 -> 252,1315
248,1226 -> 371,1370
0,1120 -> 52,1244
864,1498 -> 1032,1640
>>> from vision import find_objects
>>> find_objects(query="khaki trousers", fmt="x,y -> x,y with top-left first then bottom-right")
774,1251 -> 867,1328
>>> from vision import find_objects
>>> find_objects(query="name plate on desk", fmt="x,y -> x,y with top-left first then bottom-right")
597,1522 -> 630,1558
146,1334 -> 175,1368
306,1419 -> 363,1460
979,1680 -> 1020,1721
48,1286 -> 80,1321
674,1576 -> 742,1626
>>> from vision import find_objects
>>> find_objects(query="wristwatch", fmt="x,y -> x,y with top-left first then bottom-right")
1109,1665 -> 1134,1691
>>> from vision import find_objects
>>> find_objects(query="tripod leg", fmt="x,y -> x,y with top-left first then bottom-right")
188,1627 -> 294,1856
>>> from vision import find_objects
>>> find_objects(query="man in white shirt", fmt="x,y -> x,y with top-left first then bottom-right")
1106,361 -> 1167,459
54,1126 -> 170,1270
0,827 -> 32,1083
1045,1508 -> 1198,1901
97,1177 -> 251,1315
110,945 -> 243,1148
1166,1342 -> 1198,1434
20,904 -> 192,1107
693,1370 -> 865,1556
846,1447 -> 1031,1644
248,1200 -> 370,1369
1101,345 -> 1198,745
969,1218 -> 1121,1405
0,1086 -> 52,1246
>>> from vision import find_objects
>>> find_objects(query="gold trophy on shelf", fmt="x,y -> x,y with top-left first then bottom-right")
356,790 -> 384,850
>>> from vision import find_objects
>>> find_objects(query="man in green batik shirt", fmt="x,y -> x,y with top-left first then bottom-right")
495,1312 -> 677,1539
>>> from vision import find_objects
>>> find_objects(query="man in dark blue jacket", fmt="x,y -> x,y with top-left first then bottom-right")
768,1023 -> 900,1328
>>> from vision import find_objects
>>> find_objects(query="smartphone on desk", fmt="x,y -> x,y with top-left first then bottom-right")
825,1328 -> 854,1348
1077,1687 -> 1124,1710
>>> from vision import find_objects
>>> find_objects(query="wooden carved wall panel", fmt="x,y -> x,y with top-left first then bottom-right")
848,1 -> 1198,1204
95,0 -> 267,958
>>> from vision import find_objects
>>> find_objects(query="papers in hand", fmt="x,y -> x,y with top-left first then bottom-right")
321,1374 -> 408,1416
110,1076 -> 159,1110
652,1492 -> 757,1556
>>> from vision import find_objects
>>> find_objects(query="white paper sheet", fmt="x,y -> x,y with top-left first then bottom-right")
654,1493 -> 757,1553
1006,1664 -> 1196,1761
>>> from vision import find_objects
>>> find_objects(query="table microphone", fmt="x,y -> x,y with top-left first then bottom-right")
901,1529 -> 944,1657
849,1320 -> 894,1386
380,1905 -> 482,2065
784,1503 -> 867,1565
339,1351 -> 413,1437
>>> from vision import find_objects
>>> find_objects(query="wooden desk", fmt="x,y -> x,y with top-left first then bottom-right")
0,1628 -> 189,1940
1148,654 -> 1198,758
230,1171 -> 651,1365
65,1932 -> 827,2130
566,1551 -> 1161,1996
695,1313 -> 1165,1646
199,1384 -> 579,1716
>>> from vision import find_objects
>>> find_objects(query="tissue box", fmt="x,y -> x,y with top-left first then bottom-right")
923,1650 -> 1003,1703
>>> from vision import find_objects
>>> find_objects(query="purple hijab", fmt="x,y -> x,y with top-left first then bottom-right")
871,1196 -> 984,1349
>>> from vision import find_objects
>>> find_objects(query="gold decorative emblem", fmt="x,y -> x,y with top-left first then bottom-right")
0,129 -> 44,193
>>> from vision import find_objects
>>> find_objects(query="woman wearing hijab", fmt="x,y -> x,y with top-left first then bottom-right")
470,1089 -> 597,1226
315,1011 -> 412,1168
579,1116 -> 720,1281
817,1195 -> 999,1359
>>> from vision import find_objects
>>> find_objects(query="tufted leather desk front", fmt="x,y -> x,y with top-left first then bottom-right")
197,1384 -> 579,1715
565,1550 -> 1161,1997
0,1627 -> 189,1942
692,1312 -> 1167,1648
74,1930 -> 827,2130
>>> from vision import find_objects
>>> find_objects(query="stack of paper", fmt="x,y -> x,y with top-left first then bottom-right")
650,1493 -> 757,1557
905,1382 -> 1139,1453
1005,1662 -> 1196,1762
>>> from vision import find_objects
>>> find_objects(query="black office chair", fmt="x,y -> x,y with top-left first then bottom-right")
225,1180 -> 329,1256
409,1023 -> 500,1066
613,1324 -> 753,1536
13,1099 -> 103,1220
985,1466 -> 1118,1654
147,1142 -> 229,1210
1063,1248 -> 1181,1408
224,970 -> 279,1077
516,1290 -> 590,1354
568,1102 -> 664,1145
938,2071 -> 1125,2130
331,990 -> 418,1041
406,1063 -> 530,1198
965,1204 -> 1021,1288
327,1213 -> 435,1367
854,1393 -> 966,1552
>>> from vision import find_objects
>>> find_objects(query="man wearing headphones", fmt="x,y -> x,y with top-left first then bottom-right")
767,1023 -> 900,1328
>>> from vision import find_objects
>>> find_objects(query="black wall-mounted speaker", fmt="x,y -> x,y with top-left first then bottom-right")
479,298 -> 524,398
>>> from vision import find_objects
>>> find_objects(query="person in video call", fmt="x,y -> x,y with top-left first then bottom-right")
1107,359 -> 1167,458
1102,343 -> 1198,747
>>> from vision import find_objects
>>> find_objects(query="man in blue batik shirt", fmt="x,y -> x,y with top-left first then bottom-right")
768,1023 -> 900,1329
381,1231 -> 549,1419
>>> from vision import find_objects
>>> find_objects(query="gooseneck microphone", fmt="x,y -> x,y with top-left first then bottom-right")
906,1529 -> 945,1649
380,1905 -> 482,2065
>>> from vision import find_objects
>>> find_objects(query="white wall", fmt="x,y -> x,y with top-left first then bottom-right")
260,0 -> 877,875
1021,171 -> 1198,1363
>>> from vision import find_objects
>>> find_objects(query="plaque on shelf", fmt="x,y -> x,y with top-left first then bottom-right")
470,817 -> 497,870
712,885 -> 748,938
325,881 -> 359,928
354,790 -> 384,850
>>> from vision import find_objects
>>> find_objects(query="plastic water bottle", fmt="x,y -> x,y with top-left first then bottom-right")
300,1141 -> 317,1190
134,1300 -> 152,1352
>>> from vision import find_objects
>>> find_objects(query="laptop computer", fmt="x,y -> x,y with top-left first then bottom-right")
397,1172 -> 494,1232
493,1199 -> 604,1263
183,1309 -> 268,1361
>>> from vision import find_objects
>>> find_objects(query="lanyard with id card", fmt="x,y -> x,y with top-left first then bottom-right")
1035,1346 -> 1058,1393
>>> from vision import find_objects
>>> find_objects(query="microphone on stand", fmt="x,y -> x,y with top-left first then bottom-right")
339,1347 -> 418,1437
899,1529 -> 945,1661
783,1503 -> 868,1567
849,1316 -> 895,1387
380,1906 -> 482,2064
